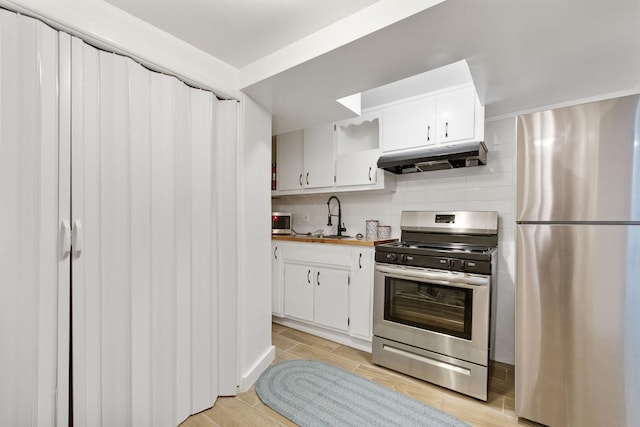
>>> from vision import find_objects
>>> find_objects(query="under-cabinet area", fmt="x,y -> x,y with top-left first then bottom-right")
271,239 -> 379,350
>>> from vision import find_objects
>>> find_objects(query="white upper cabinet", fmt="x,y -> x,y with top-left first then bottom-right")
335,149 -> 379,186
303,123 -> 335,188
275,125 -> 334,191
435,85 -> 477,143
334,113 -> 381,187
382,97 -> 436,152
275,130 -> 304,190
381,84 -> 484,153
273,112 -> 396,195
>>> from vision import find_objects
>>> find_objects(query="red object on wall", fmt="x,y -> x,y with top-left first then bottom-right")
272,163 -> 277,190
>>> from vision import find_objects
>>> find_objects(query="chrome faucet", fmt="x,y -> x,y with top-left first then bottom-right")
326,195 -> 347,236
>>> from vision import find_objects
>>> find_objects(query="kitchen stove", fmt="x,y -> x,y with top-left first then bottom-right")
372,210 -> 498,400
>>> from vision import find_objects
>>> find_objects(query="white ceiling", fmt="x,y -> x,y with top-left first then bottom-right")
104,0 -> 384,68
104,0 -> 640,135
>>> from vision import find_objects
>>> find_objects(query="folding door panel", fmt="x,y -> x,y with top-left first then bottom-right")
185,88 -> 219,413
71,37 -> 221,427
0,11 -> 70,427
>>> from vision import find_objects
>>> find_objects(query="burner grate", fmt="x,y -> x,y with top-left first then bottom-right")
397,241 -> 492,254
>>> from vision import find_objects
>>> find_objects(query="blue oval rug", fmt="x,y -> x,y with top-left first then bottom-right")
255,360 -> 470,427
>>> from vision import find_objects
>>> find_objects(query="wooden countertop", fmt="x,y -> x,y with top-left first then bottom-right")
272,234 -> 397,247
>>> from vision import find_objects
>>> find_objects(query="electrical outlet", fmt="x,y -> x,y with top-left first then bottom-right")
301,213 -> 310,224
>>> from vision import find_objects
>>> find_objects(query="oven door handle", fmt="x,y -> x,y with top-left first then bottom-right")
375,264 -> 489,286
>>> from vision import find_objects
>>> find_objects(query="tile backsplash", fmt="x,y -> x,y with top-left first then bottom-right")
272,117 -> 517,364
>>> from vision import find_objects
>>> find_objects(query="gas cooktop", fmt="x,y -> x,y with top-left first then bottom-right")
374,211 -> 499,274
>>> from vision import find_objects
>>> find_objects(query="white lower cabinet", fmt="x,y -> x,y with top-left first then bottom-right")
283,262 -> 316,322
275,242 -> 374,343
349,248 -> 374,340
283,261 -> 350,331
313,266 -> 350,331
271,242 -> 284,316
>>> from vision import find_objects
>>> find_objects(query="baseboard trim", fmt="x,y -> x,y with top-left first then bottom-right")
489,359 -> 515,386
273,317 -> 372,353
239,345 -> 275,393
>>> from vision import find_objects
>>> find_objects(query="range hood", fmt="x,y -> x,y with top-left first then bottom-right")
377,141 -> 487,174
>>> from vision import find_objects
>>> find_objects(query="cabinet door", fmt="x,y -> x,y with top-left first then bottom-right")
382,96 -> 436,153
335,149 -> 379,186
272,243 -> 284,316
276,130 -> 304,190
283,262 -> 314,322
349,250 -> 374,340
335,114 -> 381,187
313,267 -> 350,332
435,86 -> 476,144
303,123 -> 335,188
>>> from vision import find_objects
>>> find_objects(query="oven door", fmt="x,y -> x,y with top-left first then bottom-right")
373,263 -> 490,366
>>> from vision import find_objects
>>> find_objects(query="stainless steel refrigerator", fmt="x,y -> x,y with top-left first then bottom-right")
516,94 -> 640,427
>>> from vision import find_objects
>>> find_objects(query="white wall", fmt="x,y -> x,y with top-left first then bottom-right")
239,95 -> 275,390
272,118 -> 517,364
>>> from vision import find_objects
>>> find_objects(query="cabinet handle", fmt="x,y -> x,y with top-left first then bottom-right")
427,124 -> 431,142
359,253 -> 362,269
368,167 -> 372,182
274,246 -> 278,260
307,269 -> 311,284
299,174 -> 303,187
445,122 -> 449,138
306,172 -> 309,186
316,271 -> 320,286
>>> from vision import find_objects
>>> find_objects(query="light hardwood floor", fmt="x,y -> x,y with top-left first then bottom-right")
181,324 -> 537,427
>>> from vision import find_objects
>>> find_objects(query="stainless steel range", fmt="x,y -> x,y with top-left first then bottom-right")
372,211 -> 498,401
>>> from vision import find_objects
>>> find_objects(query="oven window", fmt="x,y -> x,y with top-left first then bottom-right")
384,277 -> 473,340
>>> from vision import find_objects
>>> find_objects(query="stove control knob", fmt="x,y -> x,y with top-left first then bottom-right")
448,259 -> 456,269
386,253 -> 398,262
400,254 -> 408,263
462,260 -> 476,271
